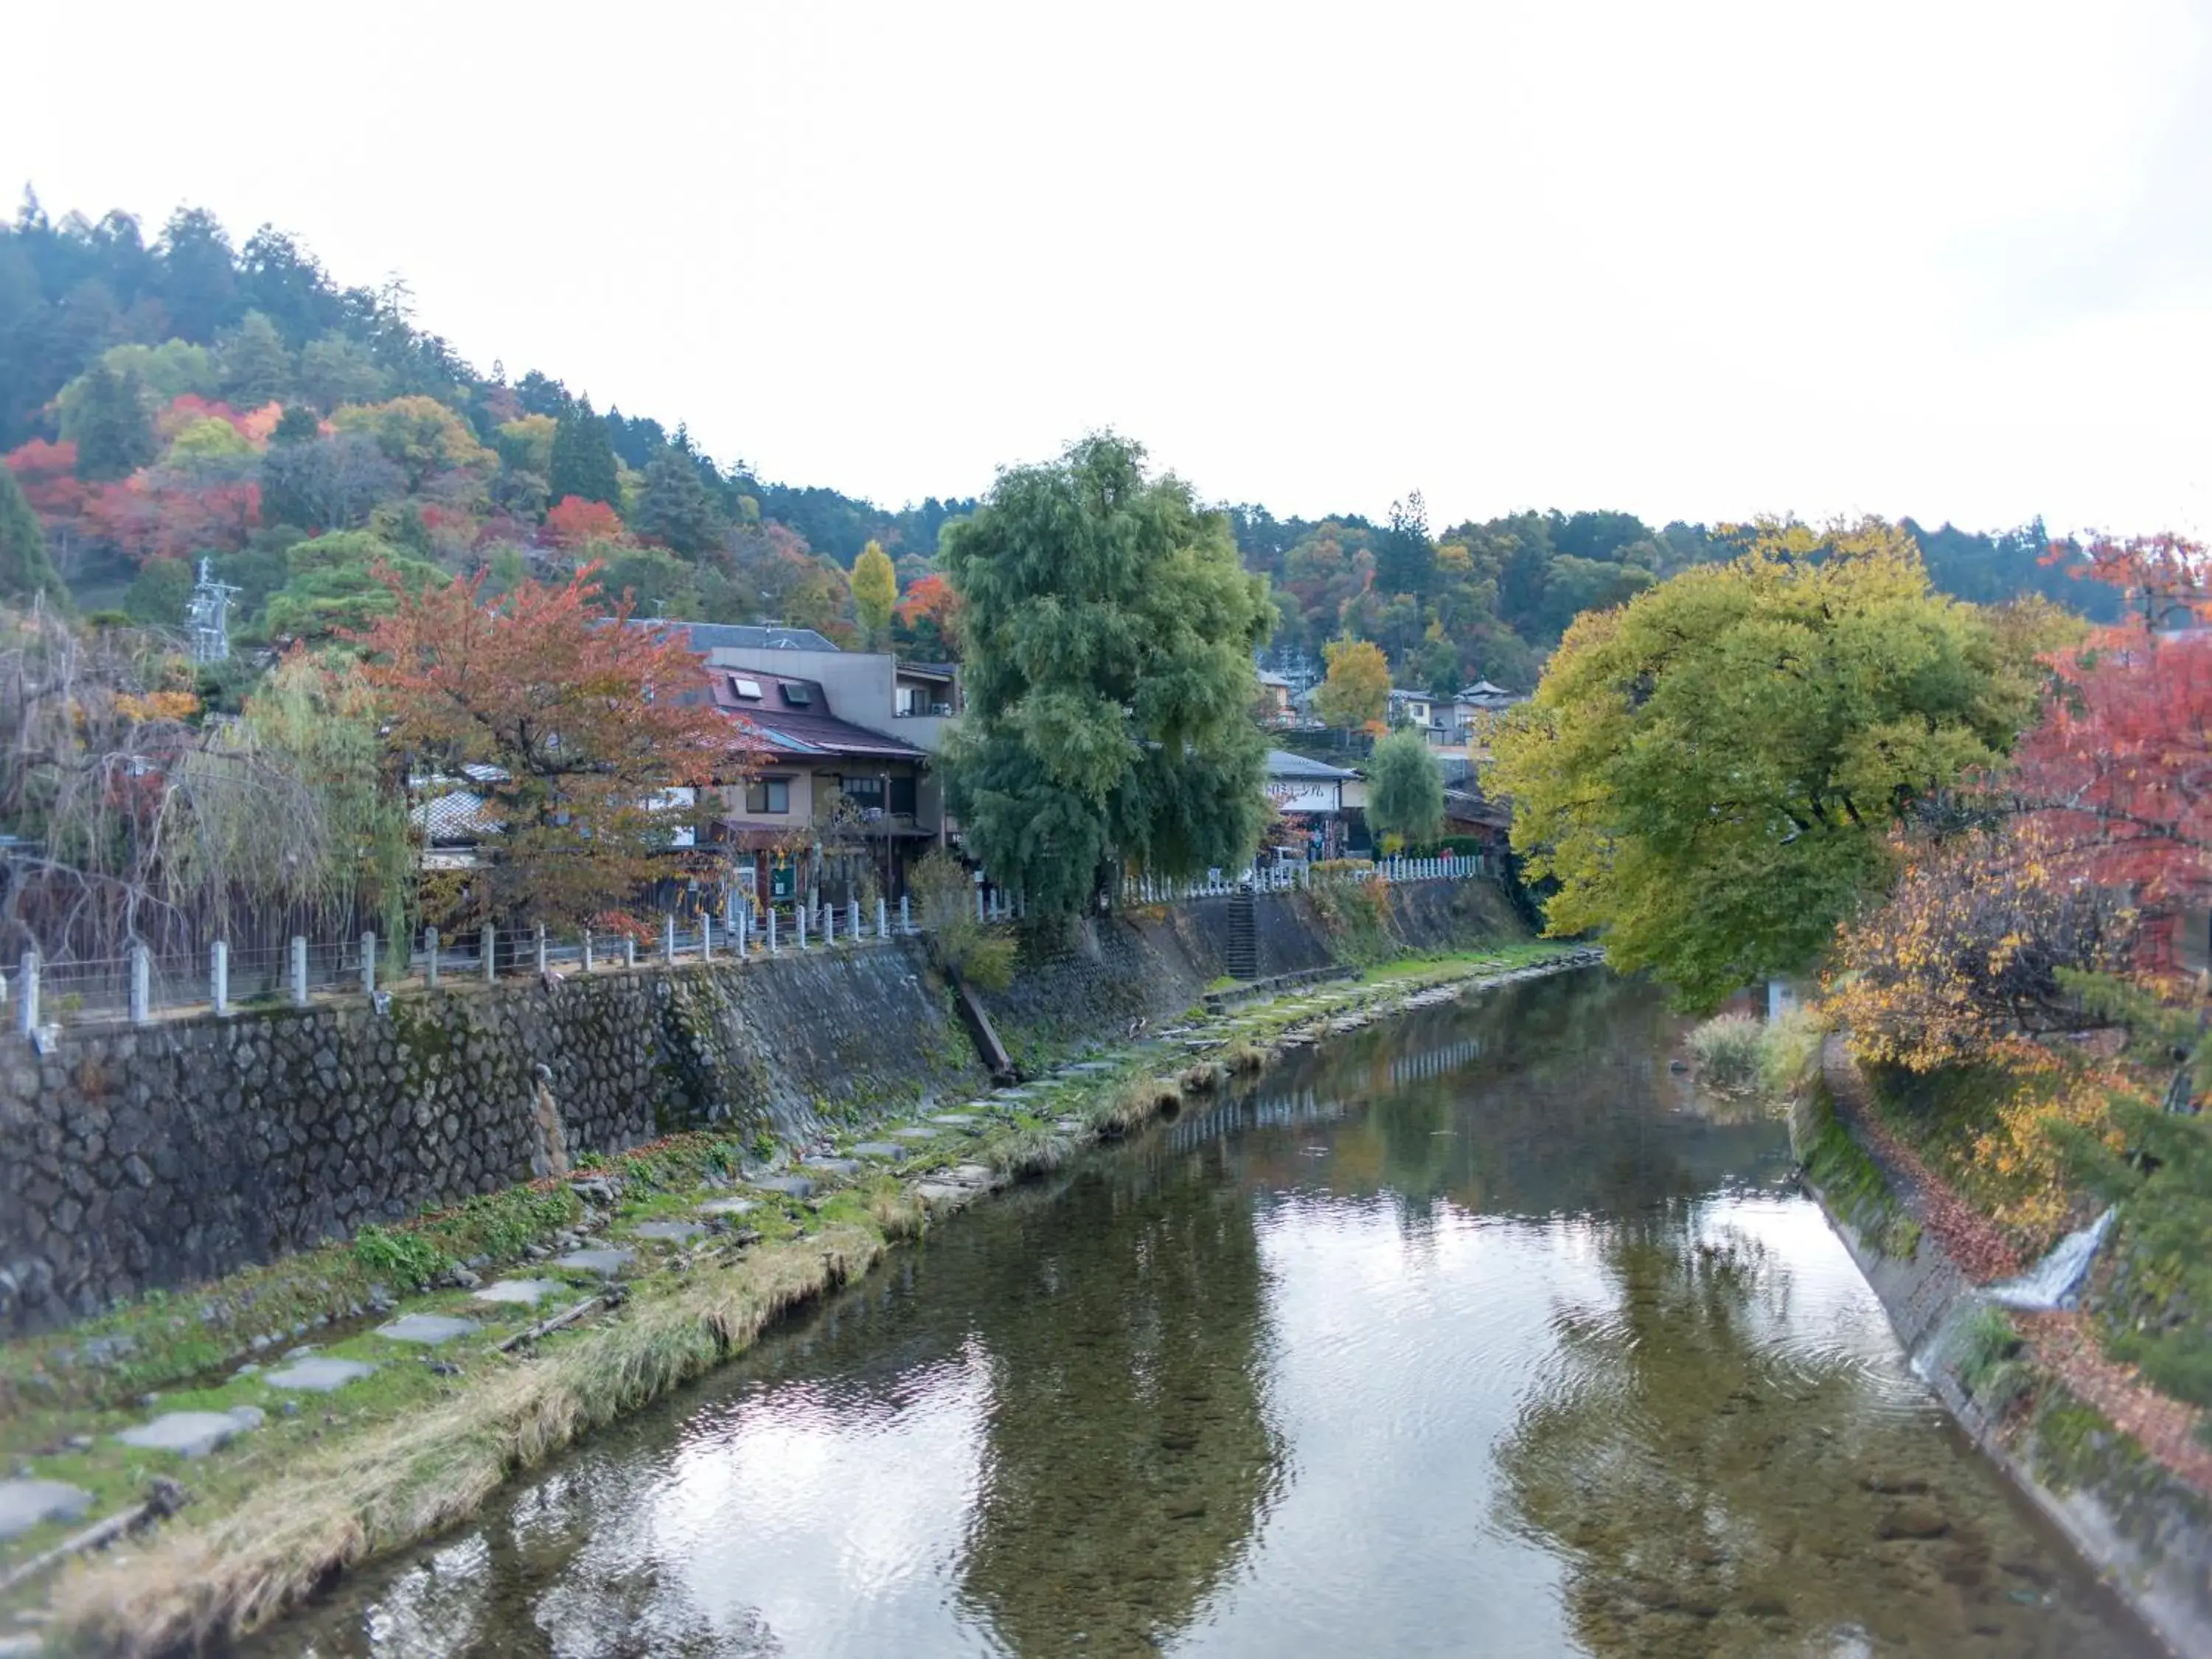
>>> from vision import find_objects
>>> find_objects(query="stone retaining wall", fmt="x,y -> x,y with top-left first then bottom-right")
0,880 -> 1523,1336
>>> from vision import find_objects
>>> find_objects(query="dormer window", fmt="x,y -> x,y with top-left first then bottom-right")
730,675 -> 763,700
781,682 -> 813,707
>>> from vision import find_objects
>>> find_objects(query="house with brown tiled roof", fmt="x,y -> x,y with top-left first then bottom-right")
696,664 -> 936,914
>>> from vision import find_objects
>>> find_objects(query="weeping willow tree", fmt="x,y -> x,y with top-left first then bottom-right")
159,654 -> 414,953
0,599 -> 411,961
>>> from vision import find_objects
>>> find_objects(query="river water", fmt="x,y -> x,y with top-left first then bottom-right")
269,971 -> 2157,1658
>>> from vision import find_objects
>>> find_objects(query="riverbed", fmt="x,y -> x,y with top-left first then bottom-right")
267,971 -> 2156,1658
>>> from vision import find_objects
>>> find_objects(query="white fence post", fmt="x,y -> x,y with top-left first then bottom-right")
900,894 -> 911,933
770,908 -> 780,953
702,917 -> 714,962
211,940 -> 229,1016
535,924 -> 548,976
481,925 -> 497,984
425,926 -> 440,990
798,906 -> 809,949
291,936 -> 309,1006
625,933 -> 637,969
877,897 -> 888,939
663,914 -> 676,965
848,897 -> 860,942
582,928 -> 594,973
16,951 -> 37,1035
128,945 -> 151,1026
361,933 -> 376,998
825,905 -> 836,946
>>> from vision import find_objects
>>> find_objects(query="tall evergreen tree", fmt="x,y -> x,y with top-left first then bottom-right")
633,447 -> 722,555
66,361 -> 156,481
1374,490 -> 1434,596
0,463 -> 66,604
548,394 -> 620,509
942,433 -> 1273,918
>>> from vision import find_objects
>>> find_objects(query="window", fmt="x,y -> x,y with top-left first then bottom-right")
730,675 -> 763,700
745,778 -> 790,814
840,776 -> 885,808
888,774 -> 918,816
780,682 -> 812,706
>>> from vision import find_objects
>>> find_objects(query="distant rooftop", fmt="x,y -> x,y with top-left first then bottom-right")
1267,748 -> 1360,782
644,622 -> 842,654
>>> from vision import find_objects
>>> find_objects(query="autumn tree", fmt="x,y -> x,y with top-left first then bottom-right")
1366,728 -> 1445,849
849,538 -> 897,648
548,395 -> 620,509
1491,518 -> 2056,1007
329,395 -> 495,496
1315,636 -> 1390,731
540,495 -> 627,552
942,434 -> 1273,918
350,566 -> 754,933
894,571 -> 962,659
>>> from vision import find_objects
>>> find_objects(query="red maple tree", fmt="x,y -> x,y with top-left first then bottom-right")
540,495 -> 627,552
349,564 -> 759,931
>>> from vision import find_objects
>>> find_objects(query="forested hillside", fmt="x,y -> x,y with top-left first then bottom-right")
0,191 -> 2111,694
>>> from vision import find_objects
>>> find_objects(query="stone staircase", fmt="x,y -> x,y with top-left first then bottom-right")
1225,889 -> 1259,981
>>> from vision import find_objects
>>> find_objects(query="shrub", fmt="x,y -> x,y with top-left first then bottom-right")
1759,1005 -> 1828,1098
1686,1013 -> 1764,1093
910,848 -> 1017,992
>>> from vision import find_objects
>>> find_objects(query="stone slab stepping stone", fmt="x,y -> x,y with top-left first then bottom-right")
116,1406 -> 263,1458
552,1248 -> 634,1276
697,1197 -> 758,1217
473,1279 -> 566,1307
632,1220 -> 703,1243
801,1158 -> 860,1176
1065,1061 -> 1116,1073
265,1356 -> 375,1393
929,1113 -> 976,1125
894,1125 -> 944,1140
753,1176 -> 814,1199
850,1141 -> 906,1160
375,1313 -> 480,1346
951,1164 -> 998,1186
1054,1118 -> 1085,1133
915,1183 -> 973,1205
0,1478 -> 92,1540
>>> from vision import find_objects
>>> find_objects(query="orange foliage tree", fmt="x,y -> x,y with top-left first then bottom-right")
349,566 -> 757,933
894,571 -> 962,657
540,494 -> 626,552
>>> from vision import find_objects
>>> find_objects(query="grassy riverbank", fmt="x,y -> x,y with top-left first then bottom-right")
1,940 -> 1587,1656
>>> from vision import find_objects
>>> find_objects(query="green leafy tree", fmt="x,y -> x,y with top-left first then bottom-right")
548,394 -> 620,508
0,462 -> 65,603
216,310 -> 293,407
125,554 -> 195,624
942,434 -> 1273,917
298,334 -> 389,411
63,361 -> 156,481
261,530 -> 439,641
632,446 -> 723,555
1366,728 -> 1444,847
849,538 -> 897,647
1489,518 -> 2056,1007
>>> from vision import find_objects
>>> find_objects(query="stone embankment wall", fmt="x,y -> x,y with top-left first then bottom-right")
1794,1058 -> 2212,1659
0,882 -> 1522,1335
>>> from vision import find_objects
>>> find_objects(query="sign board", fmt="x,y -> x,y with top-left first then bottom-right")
1265,780 -> 1340,814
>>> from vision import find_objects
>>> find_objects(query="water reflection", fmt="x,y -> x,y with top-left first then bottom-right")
271,971 -> 2154,1659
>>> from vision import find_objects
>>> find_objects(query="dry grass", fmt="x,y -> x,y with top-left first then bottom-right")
988,1125 -> 1073,1178
48,1225 -> 884,1658
1085,1076 -> 1183,1137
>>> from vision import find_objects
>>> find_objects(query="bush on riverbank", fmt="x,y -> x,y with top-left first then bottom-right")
1683,1007 -> 1824,1099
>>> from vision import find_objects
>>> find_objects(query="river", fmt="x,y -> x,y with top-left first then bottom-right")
266,970 -> 2157,1658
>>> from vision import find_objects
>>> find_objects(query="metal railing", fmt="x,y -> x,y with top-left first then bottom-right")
5,858 -> 1493,1037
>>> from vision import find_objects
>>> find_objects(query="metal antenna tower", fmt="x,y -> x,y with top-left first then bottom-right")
184,557 -> 240,664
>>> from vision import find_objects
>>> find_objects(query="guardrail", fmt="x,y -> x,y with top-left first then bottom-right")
5,857 -> 1495,1040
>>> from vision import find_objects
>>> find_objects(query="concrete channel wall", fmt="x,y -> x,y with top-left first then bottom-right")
1792,1071 -> 2212,1658
0,880 -> 1520,1336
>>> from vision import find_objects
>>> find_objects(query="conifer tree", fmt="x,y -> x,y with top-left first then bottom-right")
548,394 -> 621,509
0,464 -> 66,604
66,362 -> 156,481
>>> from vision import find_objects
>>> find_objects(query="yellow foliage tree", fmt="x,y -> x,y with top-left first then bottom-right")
1315,636 -> 1390,731
849,539 -> 897,648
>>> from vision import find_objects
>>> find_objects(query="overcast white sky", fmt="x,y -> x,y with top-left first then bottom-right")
9,0 -> 2210,535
